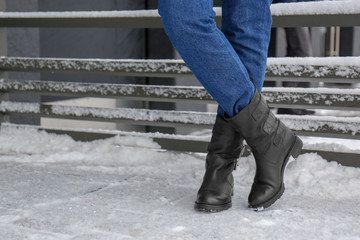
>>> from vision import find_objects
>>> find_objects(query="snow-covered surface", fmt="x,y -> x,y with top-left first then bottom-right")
2,123 -> 212,143
3,123 -> 360,154
0,126 -> 360,240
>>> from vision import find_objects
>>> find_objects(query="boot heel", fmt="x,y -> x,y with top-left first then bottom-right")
290,136 -> 303,159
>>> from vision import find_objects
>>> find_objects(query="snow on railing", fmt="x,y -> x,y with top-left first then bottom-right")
0,1 -> 358,19
0,57 -> 191,77
280,115 -> 360,137
0,1 -> 358,28
0,101 -> 359,138
0,10 -> 160,19
0,79 -> 212,102
270,0 -> 360,16
1,79 -> 360,109
0,101 -> 40,114
1,56 -> 360,80
262,87 -> 360,109
0,101 -> 215,127
0,1 -> 358,160
267,57 -> 360,79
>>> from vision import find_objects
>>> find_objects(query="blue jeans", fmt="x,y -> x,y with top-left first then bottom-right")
158,0 -> 273,117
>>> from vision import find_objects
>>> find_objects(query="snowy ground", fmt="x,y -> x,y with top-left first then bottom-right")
0,127 -> 360,240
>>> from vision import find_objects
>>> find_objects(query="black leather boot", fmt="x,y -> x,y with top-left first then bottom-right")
227,90 -> 303,211
195,115 -> 244,212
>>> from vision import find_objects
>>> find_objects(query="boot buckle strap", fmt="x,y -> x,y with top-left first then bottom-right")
233,159 -> 239,171
274,125 -> 285,147
233,144 -> 246,171
240,145 -> 246,157
251,108 -> 263,121
263,113 -> 277,135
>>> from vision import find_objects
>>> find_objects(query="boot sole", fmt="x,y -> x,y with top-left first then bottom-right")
249,136 -> 303,211
194,201 -> 232,213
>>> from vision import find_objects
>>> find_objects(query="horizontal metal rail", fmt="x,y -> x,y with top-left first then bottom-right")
1,79 -> 360,110
0,2 -> 359,166
272,14 -> 360,28
0,2 -> 359,28
0,79 -> 214,103
263,87 -> 360,111
0,10 -> 165,29
0,101 -> 216,129
0,101 -> 359,139
0,57 -> 193,78
1,57 -> 359,83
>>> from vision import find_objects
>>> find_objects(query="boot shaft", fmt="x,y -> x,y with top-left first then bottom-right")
227,90 -> 295,156
207,115 -> 244,160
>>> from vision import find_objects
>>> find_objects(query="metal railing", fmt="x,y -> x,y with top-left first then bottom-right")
0,1 -> 359,166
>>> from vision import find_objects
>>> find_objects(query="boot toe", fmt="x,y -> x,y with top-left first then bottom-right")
248,184 -> 281,208
196,190 -> 231,206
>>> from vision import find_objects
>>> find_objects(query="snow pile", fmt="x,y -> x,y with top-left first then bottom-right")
0,127 -> 160,159
0,127 -> 359,240
285,154 -> 360,200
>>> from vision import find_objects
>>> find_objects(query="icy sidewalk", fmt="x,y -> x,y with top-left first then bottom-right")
0,127 -> 360,240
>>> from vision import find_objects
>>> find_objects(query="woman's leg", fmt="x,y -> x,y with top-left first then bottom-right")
159,0 -> 248,212
158,0 -> 254,118
220,0 -> 303,211
221,0 -> 273,93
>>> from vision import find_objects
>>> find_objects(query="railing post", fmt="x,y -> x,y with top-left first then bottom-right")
0,0 -> 9,124
0,0 -> 7,78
